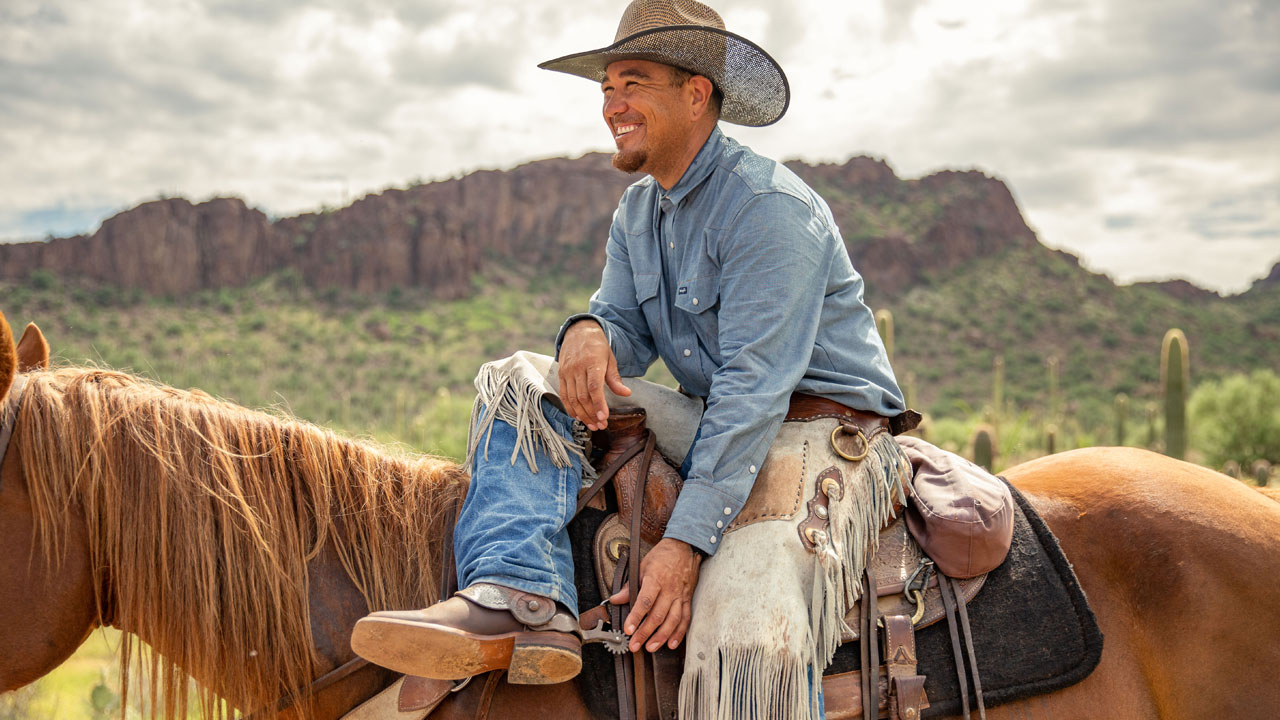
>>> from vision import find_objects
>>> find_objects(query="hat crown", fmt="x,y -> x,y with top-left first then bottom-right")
614,0 -> 726,42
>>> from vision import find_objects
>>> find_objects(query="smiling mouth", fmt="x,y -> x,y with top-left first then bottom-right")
614,123 -> 641,138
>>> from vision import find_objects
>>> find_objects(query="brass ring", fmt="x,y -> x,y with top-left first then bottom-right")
831,425 -> 870,462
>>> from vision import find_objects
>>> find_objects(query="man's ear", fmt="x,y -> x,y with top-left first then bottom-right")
688,75 -> 716,120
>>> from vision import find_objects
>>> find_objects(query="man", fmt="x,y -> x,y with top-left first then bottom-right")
352,1 -> 913,716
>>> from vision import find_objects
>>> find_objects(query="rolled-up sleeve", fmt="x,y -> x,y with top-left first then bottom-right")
555,210 -> 659,377
663,192 -> 834,556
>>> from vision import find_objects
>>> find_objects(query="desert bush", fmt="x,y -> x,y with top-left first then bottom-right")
1189,370 -> 1280,468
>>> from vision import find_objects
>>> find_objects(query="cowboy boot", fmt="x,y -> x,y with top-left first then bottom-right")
604,408 -> 683,546
350,582 -> 582,685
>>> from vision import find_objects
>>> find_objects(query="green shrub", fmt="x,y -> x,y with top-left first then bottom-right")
1189,370 -> 1280,468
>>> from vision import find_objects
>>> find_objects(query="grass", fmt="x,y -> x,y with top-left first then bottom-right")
1,631 -> 124,719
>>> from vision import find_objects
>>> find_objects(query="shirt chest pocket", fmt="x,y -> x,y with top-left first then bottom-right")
674,276 -> 720,355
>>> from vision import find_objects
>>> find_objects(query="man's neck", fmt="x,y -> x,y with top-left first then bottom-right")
651,123 -> 716,191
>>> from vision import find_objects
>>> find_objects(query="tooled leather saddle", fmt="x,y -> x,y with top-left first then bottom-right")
397,407 -> 994,720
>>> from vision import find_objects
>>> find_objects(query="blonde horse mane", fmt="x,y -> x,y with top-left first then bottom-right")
13,367 -> 469,718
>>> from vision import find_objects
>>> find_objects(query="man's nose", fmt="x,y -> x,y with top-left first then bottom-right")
603,92 -> 628,119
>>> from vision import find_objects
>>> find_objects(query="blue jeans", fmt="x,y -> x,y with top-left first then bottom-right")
453,399 -> 825,717
453,399 -> 582,610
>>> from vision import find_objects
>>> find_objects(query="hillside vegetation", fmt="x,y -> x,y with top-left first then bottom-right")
5,249 -> 1277,468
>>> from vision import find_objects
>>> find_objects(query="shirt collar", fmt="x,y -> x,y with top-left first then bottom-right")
662,125 -> 724,207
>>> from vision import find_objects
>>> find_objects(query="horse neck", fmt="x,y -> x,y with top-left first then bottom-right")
0,453 -> 98,692
13,369 -> 468,716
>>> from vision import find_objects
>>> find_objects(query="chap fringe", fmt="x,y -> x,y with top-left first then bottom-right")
465,358 -> 593,480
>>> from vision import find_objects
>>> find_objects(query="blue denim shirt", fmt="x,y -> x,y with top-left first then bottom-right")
557,127 -> 904,556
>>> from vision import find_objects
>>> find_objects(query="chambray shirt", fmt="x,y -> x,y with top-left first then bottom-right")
556,127 -> 904,556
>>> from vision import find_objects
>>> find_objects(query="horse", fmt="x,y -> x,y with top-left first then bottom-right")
1,311 -> 1279,719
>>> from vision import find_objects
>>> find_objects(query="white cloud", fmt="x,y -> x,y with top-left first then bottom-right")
1,0 -> 1276,294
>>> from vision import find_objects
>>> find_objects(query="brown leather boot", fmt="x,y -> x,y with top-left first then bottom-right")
604,408 -> 683,546
350,583 -> 582,684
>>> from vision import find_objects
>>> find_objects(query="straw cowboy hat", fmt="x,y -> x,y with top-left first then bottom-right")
538,0 -> 790,127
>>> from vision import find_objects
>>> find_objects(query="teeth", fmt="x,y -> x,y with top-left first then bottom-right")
615,124 -> 639,137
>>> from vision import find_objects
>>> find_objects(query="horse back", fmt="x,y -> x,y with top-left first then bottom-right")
1003,447 -> 1280,719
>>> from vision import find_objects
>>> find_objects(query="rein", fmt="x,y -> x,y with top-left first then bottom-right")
263,655 -> 372,717
0,375 -> 28,484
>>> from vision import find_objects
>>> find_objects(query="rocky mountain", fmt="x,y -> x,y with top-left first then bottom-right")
1,152 -> 1045,301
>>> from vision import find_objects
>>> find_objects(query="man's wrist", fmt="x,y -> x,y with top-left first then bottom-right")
565,317 -> 603,337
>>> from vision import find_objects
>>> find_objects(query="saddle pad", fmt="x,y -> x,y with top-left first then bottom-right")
824,478 -> 1104,717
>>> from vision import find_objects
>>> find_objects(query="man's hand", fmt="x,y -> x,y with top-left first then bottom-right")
608,538 -> 702,652
558,319 -> 631,430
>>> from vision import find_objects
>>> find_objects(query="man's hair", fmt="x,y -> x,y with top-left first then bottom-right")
669,66 -> 723,119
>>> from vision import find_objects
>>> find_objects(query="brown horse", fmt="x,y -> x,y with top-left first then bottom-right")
1,311 -> 1278,719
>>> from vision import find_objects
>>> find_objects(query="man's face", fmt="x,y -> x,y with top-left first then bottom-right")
601,59 -> 694,175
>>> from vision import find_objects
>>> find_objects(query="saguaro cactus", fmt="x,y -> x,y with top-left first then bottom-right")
973,424 -> 997,471
875,308 -> 895,365
903,370 -> 918,410
1045,423 -> 1058,455
1145,402 -> 1159,449
1114,393 -> 1129,446
1161,329 -> 1190,459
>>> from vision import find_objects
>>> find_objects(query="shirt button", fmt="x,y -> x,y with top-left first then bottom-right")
749,465 -> 757,473
668,242 -> 674,249
723,507 -> 732,515
716,520 -> 724,529
692,297 -> 699,306
683,348 -> 692,357
709,536 -> 717,544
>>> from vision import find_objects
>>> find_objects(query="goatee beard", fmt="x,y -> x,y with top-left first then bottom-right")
612,149 -> 647,174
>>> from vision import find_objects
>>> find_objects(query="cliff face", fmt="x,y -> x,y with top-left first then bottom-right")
0,151 -> 1042,298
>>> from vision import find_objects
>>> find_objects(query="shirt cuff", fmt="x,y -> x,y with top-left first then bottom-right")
662,480 -> 744,557
554,313 -> 606,359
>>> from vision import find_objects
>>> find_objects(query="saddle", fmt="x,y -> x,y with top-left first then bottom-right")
397,407 -> 999,720
579,408 -> 995,720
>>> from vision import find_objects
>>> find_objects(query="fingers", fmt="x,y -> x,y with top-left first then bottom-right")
559,366 -> 591,429
624,583 -> 664,652
665,600 -> 692,649
647,598 -> 686,652
558,322 -> 615,430
605,356 -> 632,398
608,585 -> 629,605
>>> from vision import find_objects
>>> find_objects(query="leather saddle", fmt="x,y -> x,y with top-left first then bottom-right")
399,408 -> 993,720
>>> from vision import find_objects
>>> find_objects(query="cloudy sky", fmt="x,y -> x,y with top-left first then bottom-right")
2,0 -> 1276,293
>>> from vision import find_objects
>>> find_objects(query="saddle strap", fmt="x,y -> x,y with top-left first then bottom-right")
939,573 -> 988,720
627,432 -> 657,720
651,648 -> 682,720
612,547 -> 636,720
576,436 -> 648,515
860,568 -> 880,720
883,614 -> 928,720
474,670 -> 504,720
952,577 -> 986,720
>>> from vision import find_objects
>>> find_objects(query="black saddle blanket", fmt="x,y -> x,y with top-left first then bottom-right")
569,479 -> 1103,718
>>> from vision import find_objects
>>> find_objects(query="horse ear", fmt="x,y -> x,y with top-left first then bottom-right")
0,311 -> 15,400
16,323 -> 50,372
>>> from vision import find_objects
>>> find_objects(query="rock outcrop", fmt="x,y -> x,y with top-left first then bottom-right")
0,152 -> 1044,299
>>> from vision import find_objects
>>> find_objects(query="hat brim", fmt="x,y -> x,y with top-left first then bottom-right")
538,25 -> 790,127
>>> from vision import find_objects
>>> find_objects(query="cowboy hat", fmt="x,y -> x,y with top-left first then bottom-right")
538,0 -> 789,127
